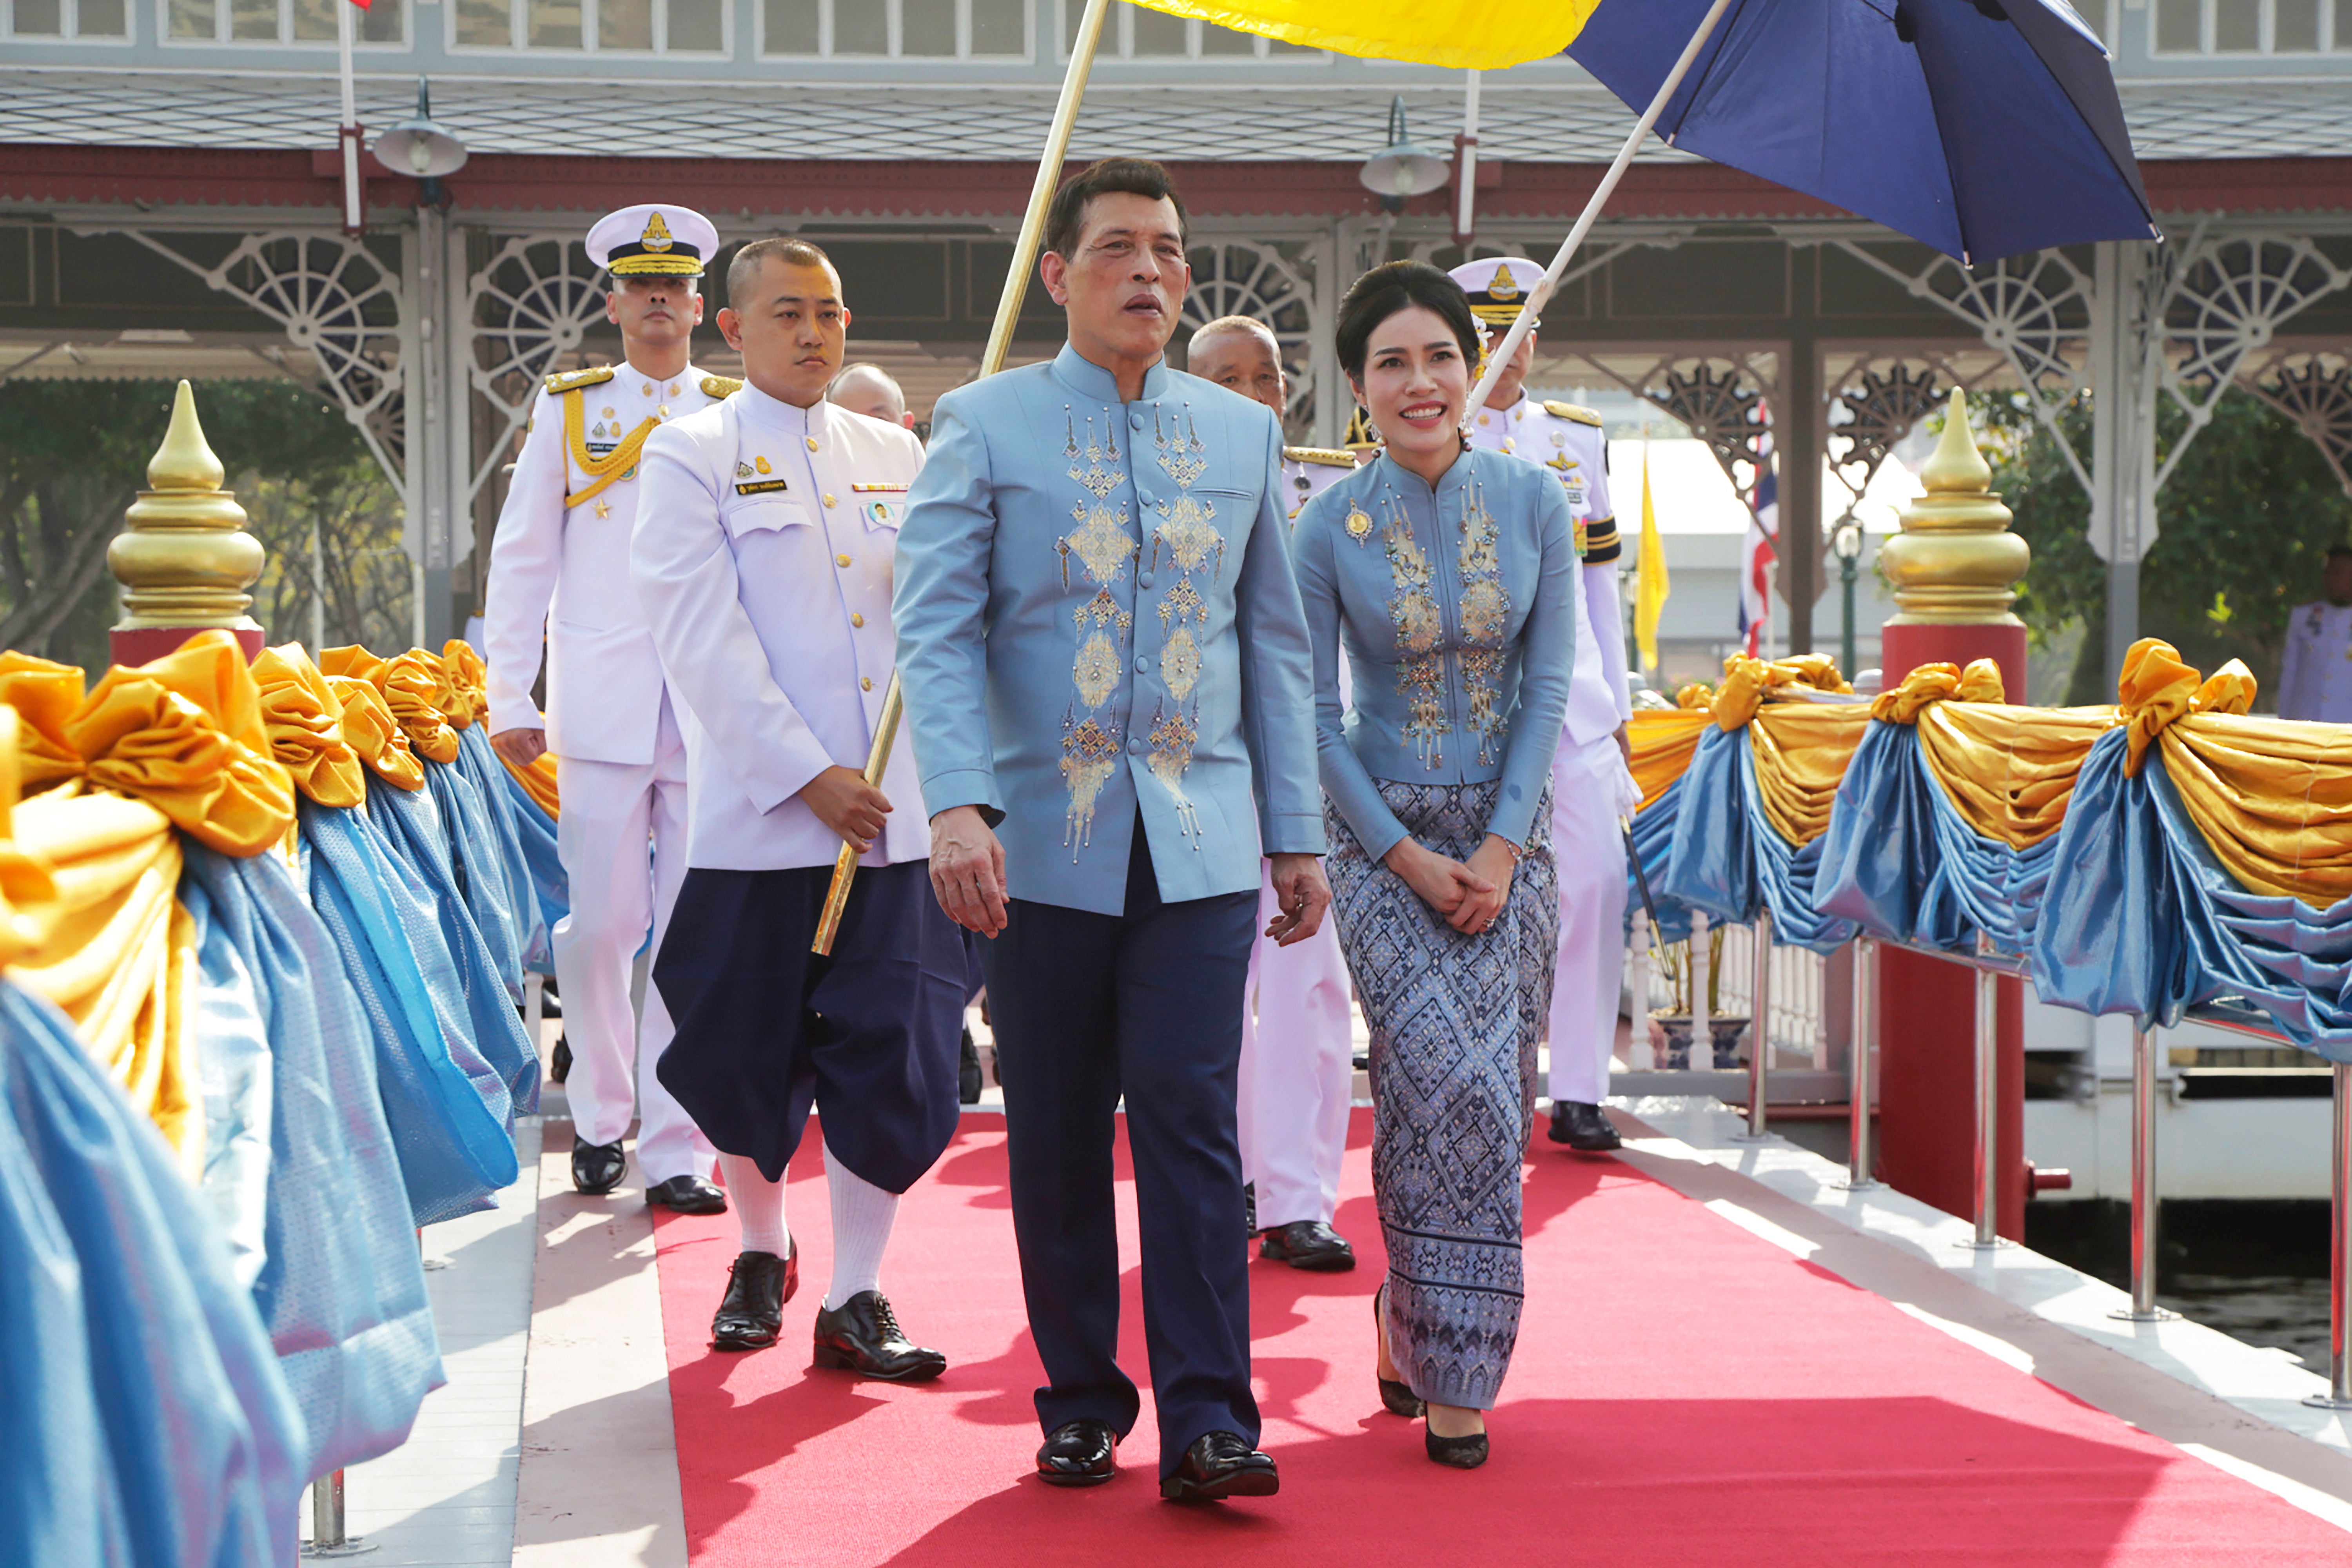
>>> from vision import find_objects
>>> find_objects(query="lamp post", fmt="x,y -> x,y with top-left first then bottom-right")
1358,96 -> 1449,214
1832,517 -> 1863,681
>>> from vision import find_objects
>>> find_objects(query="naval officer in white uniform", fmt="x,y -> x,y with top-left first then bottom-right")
484,203 -> 730,1210
2278,545 -> 2352,724
1450,257 -> 1636,1154
1184,313 -> 1359,1270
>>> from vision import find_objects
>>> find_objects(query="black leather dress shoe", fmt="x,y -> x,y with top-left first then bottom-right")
958,1025 -> 984,1105
811,1290 -> 947,1381
1548,1100 -> 1623,1152
1258,1220 -> 1357,1271
711,1245 -> 796,1351
1243,1181 -> 1256,1236
646,1174 -> 728,1215
571,1136 -> 626,1194
1159,1432 -> 1279,1502
1036,1419 -> 1118,1487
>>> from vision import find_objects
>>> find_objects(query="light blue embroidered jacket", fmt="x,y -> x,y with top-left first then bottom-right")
892,344 -> 1326,917
1292,447 -> 1577,863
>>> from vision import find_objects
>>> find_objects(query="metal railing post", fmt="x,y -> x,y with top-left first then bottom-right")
302,1470 -> 375,1557
1960,933 -> 2008,1250
1841,935 -> 1879,1191
2306,1061 -> 2352,1409
1735,907 -> 1772,1141
2109,1024 -> 2175,1323
1690,910 -> 1711,1067
1628,918 -> 1654,1070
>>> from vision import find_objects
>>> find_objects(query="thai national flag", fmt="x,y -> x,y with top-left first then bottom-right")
1738,428 -> 1778,658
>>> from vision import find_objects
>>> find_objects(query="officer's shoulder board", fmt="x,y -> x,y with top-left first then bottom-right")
1543,400 -> 1604,428
702,375 -> 744,399
544,365 -> 615,396
1283,445 -> 1356,469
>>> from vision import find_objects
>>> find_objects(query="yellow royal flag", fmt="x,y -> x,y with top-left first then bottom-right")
1130,0 -> 1602,70
1635,445 -> 1669,675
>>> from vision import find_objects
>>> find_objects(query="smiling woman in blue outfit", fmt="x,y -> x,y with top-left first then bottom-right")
1290,261 -> 1577,1471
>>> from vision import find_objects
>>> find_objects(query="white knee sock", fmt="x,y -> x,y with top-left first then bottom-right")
719,1153 -> 790,1258
823,1141 -> 900,1309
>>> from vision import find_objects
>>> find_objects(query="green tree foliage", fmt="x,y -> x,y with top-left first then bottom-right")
1975,388 -> 2352,706
0,377 -> 410,672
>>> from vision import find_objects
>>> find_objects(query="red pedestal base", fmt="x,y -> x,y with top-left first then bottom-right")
110,624 -> 264,668
1875,620 -> 2029,1240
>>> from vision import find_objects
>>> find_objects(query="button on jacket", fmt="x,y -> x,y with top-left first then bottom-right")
1291,446 -> 1577,863
631,385 -> 926,871
483,362 -> 722,762
892,345 -> 1324,917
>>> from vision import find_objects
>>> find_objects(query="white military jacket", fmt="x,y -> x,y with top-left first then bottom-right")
631,384 -> 928,872
2278,601 -> 2352,723
1467,394 -> 1632,748
482,360 -> 728,763
1280,444 -> 1358,523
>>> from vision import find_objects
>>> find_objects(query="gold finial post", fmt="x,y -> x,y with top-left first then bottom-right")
1877,388 -> 2030,628
109,381 -> 266,664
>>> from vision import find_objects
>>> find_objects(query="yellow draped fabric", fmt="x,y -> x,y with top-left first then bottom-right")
328,675 -> 426,792
2117,638 -> 2352,908
439,639 -> 488,730
1127,0 -> 1600,71
1629,709 -> 1710,811
503,749 -> 560,820
65,632 -> 296,858
1748,705 -> 1873,848
0,652 -> 91,794
0,710 -> 61,970
1709,652 -> 1856,733
252,644 -> 367,809
322,644 -> 461,765
1870,660 -> 2119,851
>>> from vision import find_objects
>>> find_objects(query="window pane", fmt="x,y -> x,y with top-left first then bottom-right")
833,0 -> 884,51
600,0 -> 651,47
231,0 -> 277,39
2213,0 -> 2258,47
2276,0 -> 2320,47
970,0 -> 1019,52
2338,0 -> 2352,47
1063,0 -> 1078,51
14,0 -> 63,32
292,0 -> 332,40
455,0 -> 506,42
902,0 -> 953,53
667,0 -> 719,47
529,0 -> 580,45
360,0 -> 400,40
169,0 -> 212,34
1128,1 -> 1184,53
2153,0 -> 2202,49
1201,20 -> 1253,52
762,0 -> 815,49
78,0 -> 127,31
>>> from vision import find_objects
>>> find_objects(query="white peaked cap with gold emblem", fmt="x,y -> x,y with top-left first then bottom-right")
587,203 -> 720,279
1448,256 -> 1546,329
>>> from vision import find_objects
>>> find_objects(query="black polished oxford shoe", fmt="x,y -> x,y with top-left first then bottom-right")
1159,1432 -> 1278,1503
571,1136 -> 626,1195
811,1290 -> 947,1382
1035,1419 -> 1118,1487
1258,1220 -> 1357,1272
646,1174 -> 729,1215
1548,1100 -> 1623,1152
710,1244 -> 796,1352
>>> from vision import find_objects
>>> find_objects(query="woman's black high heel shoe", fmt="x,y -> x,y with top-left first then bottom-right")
1424,1425 -> 1490,1469
1374,1285 -> 1424,1418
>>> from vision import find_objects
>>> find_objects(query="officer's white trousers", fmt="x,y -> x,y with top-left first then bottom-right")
1238,862 -> 1356,1230
1547,734 -> 1630,1105
553,704 -> 711,1181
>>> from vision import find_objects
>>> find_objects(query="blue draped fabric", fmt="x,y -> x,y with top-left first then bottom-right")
1626,773 -> 1695,946
178,846 -> 444,1481
191,902 -> 275,1289
300,797 -> 519,1225
455,726 -> 545,972
499,764 -> 567,977
2031,728 -> 2352,1058
2,978 -> 305,1566
1657,723 -> 1857,955
1815,720 -> 2058,959
424,754 -> 526,1003
366,773 -> 540,1116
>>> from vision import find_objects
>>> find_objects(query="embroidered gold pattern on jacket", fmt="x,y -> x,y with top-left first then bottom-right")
1145,704 -> 1202,839
1382,500 -> 1449,767
1456,480 -> 1512,764
1056,408 -> 1142,855
1142,404 -> 1221,846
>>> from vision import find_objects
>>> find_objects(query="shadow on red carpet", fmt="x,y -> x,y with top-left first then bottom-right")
650,1112 -> 2352,1567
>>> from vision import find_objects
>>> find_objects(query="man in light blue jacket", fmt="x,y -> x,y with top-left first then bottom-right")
893,158 -> 1329,1503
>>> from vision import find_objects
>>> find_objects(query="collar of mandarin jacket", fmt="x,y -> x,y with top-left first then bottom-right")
1051,341 -> 1172,405
1371,442 -> 1477,506
737,376 -> 828,434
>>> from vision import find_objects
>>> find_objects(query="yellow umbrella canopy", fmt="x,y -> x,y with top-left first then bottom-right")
1131,0 -> 1602,70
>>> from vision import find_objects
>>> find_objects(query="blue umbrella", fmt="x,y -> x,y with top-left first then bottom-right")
1465,0 -> 2157,408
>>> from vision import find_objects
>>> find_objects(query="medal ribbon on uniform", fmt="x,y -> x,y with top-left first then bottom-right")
561,390 -> 660,512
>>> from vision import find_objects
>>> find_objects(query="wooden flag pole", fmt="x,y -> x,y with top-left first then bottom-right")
811,0 -> 1116,956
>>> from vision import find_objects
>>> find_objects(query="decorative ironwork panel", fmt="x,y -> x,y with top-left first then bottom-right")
469,232 -> 613,503
2247,354 -> 2352,499
1181,239 -> 1324,432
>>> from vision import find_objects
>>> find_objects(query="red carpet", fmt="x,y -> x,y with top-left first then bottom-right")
652,1113 -> 2352,1566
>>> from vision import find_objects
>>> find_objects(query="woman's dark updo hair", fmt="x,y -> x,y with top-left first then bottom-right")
1334,261 -> 1484,383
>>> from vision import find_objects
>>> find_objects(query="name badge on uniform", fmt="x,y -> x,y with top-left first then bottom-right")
851,481 -> 909,494
734,478 -> 792,496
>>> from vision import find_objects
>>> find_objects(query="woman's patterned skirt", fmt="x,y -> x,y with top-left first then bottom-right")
1325,776 -> 1558,1412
